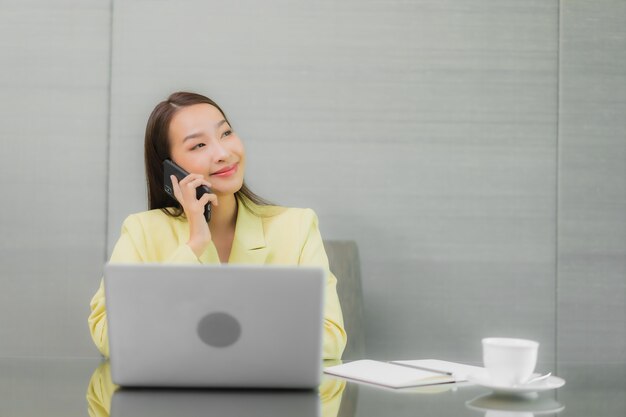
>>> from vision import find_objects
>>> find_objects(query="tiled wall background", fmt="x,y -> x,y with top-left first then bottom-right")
1,0 -> 624,362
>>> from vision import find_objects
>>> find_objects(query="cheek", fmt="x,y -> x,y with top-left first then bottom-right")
233,140 -> 245,161
179,152 -> 209,174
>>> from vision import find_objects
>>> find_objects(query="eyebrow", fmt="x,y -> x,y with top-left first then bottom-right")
182,120 -> 229,142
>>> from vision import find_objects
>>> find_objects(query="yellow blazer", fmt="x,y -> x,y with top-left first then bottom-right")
88,197 -> 347,360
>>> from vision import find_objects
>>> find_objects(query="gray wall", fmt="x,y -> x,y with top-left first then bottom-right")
558,0 -> 626,363
1,0 -> 624,363
0,0 -> 110,357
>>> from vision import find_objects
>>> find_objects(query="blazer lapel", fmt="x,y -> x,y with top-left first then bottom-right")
228,198 -> 268,265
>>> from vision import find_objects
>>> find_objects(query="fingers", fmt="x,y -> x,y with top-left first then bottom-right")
186,177 -> 212,191
179,174 -> 212,192
170,175 -> 217,207
199,192 -> 219,206
178,173 -> 205,186
171,175 -> 183,203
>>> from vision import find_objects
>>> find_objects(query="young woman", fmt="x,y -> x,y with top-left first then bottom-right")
88,92 -> 347,360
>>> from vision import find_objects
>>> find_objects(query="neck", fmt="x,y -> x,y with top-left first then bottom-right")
208,193 -> 238,234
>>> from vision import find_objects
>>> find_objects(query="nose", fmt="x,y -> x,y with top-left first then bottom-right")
210,140 -> 229,162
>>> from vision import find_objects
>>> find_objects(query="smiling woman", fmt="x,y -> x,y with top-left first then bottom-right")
87,92 -> 347,360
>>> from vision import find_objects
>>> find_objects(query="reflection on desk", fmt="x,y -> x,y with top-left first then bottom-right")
466,392 -> 564,416
86,361 -> 347,417
0,358 -> 623,416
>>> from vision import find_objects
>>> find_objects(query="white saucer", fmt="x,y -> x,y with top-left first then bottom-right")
468,372 -> 565,394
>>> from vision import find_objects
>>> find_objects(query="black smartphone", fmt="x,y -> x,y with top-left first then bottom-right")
163,159 -> 212,222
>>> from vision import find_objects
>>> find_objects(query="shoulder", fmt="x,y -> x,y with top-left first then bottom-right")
267,206 -> 316,220
121,208 -> 184,232
250,204 -> 318,226
111,209 -> 188,262
237,194 -> 319,228
256,206 -> 321,243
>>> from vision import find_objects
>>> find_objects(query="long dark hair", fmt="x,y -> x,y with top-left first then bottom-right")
144,91 -> 272,217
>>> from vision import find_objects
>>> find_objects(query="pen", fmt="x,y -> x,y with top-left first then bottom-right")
387,361 -> 454,376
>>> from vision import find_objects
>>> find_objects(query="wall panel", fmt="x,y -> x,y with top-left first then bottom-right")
0,1 -> 111,356
558,0 -> 626,363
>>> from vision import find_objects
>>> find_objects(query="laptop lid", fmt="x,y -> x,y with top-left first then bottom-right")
104,263 -> 325,389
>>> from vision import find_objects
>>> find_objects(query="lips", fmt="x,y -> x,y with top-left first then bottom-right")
210,163 -> 238,177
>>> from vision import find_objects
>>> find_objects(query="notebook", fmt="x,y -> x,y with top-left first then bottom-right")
324,359 -> 484,389
104,263 -> 325,388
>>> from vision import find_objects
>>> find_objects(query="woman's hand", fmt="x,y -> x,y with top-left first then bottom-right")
170,174 -> 218,257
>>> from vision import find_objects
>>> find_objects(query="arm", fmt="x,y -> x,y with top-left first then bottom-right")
87,213 -> 219,357
298,209 -> 348,360
87,216 -> 145,357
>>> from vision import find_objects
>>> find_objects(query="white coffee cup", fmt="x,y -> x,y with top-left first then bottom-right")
482,337 -> 539,386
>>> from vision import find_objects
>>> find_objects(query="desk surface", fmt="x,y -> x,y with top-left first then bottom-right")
0,357 -> 624,417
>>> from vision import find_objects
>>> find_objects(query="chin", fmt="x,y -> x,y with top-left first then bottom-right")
214,180 -> 244,197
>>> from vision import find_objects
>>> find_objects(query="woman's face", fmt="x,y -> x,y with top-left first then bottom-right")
168,103 -> 245,196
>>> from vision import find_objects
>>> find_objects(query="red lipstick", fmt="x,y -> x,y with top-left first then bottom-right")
211,164 -> 238,177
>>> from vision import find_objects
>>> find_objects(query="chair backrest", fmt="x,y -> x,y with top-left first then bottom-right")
323,240 -> 365,360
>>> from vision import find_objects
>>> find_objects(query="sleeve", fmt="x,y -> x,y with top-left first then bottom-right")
298,209 -> 348,360
87,214 -> 219,357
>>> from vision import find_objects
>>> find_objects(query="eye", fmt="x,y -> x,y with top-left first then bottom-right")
191,143 -> 205,150
222,129 -> 232,138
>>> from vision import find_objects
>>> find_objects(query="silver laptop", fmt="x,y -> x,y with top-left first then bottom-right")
104,263 -> 325,389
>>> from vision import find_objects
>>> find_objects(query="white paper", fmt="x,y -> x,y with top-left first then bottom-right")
324,360 -> 454,389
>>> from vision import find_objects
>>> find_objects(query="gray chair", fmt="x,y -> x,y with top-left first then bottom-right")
324,240 -> 363,417
323,240 -> 365,360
